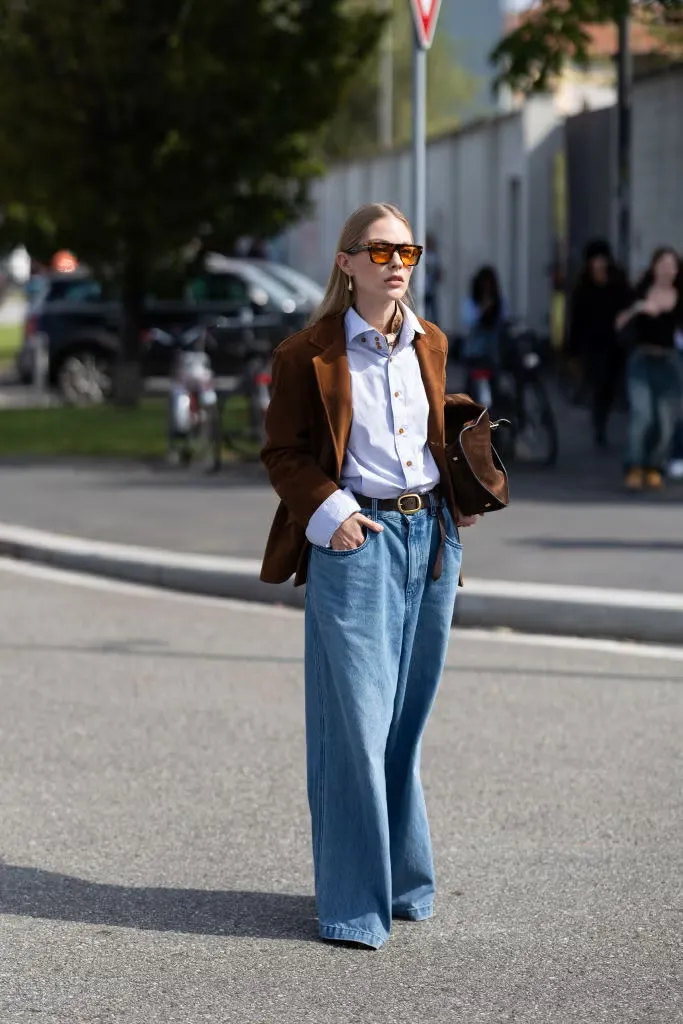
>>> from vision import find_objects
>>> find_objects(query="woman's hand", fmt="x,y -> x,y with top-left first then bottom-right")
330,513 -> 384,551
456,514 -> 480,528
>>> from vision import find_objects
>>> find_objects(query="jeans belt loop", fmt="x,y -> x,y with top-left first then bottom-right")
371,497 -> 378,522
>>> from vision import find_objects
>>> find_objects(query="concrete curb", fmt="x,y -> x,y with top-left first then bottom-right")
1,522 -> 683,645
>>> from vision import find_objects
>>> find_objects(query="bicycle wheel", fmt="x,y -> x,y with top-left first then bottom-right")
515,379 -> 559,466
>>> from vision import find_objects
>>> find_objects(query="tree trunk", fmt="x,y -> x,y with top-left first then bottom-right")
112,258 -> 146,406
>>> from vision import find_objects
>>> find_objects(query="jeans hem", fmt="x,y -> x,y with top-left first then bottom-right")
319,924 -> 386,949
392,903 -> 434,922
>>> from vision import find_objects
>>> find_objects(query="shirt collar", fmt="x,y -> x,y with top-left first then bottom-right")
344,303 -> 424,348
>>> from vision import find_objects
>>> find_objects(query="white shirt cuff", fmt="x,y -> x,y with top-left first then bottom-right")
305,488 -> 361,548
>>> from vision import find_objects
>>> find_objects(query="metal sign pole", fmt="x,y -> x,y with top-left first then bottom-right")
412,23 -> 427,318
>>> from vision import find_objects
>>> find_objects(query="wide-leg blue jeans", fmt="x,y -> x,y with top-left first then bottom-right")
304,501 -> 462,949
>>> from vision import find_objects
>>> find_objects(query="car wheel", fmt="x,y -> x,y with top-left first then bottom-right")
57,349 -> 113,406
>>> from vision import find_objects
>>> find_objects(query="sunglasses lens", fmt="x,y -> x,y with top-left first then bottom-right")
399,246 -> 422,267
368,243 -> 394,264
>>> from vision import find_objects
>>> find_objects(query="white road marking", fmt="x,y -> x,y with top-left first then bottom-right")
454,627 -> 683,663
2,556 -> 683,664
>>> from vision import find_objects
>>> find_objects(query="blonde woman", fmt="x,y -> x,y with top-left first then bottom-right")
260,203 -> 478,950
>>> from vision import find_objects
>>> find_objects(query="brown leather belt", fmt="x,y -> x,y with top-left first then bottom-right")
353,488 -> 447,581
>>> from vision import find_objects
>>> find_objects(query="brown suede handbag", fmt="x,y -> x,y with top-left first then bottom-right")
444,394 -> 510,516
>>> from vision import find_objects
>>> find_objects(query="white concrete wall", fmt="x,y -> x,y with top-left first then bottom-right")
522,97 -> 565,334
282,108 -> 546,336
631,67 -> 683,278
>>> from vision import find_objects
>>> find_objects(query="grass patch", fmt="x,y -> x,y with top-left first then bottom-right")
0,323 -> 22,363
0,396 -> 257,459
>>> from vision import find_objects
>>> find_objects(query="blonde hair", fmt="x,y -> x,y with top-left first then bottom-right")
309,203 -> 413,325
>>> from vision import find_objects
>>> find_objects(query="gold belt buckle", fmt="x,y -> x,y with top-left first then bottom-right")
397,492 -> 422,515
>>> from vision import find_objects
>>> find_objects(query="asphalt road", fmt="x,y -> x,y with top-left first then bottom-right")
0,560 -> 682,1023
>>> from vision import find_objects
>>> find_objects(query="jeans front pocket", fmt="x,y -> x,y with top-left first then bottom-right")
313,528 -> 371,558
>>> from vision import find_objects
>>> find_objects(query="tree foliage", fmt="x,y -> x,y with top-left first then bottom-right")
491,0 -> 683,93
0,0 -> 383,385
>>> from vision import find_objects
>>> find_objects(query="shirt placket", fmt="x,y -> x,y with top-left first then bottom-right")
388,346 -> 418,490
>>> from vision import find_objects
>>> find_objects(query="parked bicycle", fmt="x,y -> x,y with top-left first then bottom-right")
154,325 -> 223,471
464,321 -> 558,467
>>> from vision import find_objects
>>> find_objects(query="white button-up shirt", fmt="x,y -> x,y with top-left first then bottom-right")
305,303 -> 441,548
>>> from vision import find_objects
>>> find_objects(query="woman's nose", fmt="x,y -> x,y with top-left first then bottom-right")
389,249 -> 403,269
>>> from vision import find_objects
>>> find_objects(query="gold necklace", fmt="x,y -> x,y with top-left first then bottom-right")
387,304 -> 403,349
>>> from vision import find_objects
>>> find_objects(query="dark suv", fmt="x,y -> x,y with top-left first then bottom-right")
17,256 -> 310,402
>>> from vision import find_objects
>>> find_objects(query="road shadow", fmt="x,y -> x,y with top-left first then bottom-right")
516,538 -> 683,553
0,863 -> 318,941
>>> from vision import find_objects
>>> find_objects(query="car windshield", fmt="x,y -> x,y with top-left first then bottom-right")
47,277 -> 104,303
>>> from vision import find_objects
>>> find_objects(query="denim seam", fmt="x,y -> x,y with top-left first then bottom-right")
310,609 -> 326,890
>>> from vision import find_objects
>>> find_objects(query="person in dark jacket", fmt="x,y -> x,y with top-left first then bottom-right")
569,240 -> 632,447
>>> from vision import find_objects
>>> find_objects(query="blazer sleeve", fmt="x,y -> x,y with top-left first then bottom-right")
261,346 -> 340,528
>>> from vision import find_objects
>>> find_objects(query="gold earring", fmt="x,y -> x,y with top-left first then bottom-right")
347,276 -> 353,292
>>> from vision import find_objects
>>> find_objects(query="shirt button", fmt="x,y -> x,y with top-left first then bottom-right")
406,460 -> 413,467
394,391 -> 400,397
398,428 -> 405,435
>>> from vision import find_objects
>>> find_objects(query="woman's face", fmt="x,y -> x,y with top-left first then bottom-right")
653,251 -> 679,286
589,255 -> 609,284
338,215 -> 415,307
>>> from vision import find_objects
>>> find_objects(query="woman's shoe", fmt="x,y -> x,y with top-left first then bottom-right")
624,467 -> 644,491
644,469 -> 664,490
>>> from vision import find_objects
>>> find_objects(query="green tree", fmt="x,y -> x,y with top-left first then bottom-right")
0,0 -> 382,400
322,1 -> 478,160
491,0 -> 683,93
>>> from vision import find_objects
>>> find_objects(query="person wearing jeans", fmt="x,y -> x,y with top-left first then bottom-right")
625,348 -> 680,477
617,247 -> 683,491
260,203 -> 480,949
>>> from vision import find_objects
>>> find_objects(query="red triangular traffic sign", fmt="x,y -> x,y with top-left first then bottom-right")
409,0 -> 443,49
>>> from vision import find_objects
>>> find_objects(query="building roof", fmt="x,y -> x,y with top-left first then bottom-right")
504,10 -> 678,59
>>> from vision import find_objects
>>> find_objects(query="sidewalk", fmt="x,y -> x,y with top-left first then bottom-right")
0,403 -> 681,594
0,385 -> 682,642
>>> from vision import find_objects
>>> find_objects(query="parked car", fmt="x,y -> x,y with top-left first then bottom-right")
245,259 -> 324,309
16,258 -> 307,402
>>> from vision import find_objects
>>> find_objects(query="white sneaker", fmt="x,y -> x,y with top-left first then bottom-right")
667,459 -> 683,481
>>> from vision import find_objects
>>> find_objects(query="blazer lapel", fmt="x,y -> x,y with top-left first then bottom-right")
415,328 -> 446,448
312,316 -> 353,479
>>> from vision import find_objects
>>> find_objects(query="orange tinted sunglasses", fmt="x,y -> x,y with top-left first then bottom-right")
346,240 -> 423,267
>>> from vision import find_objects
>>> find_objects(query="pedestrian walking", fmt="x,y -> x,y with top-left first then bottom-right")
568,240 -> 632,448
424,232 -> 442,324
617,247 -> 683,491
260,202 -> 480,950
460,265 -> 508,360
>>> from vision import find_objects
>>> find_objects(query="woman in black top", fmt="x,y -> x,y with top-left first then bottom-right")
569,240 -> 632,447
616,247 -> 683,490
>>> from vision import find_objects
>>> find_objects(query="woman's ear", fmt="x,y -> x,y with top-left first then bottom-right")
336,251 -> 352,275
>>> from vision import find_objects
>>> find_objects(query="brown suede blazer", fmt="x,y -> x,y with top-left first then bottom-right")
260,313 -> 464,587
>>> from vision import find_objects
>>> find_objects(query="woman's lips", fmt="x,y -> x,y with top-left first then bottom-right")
385,275 -> 404,285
